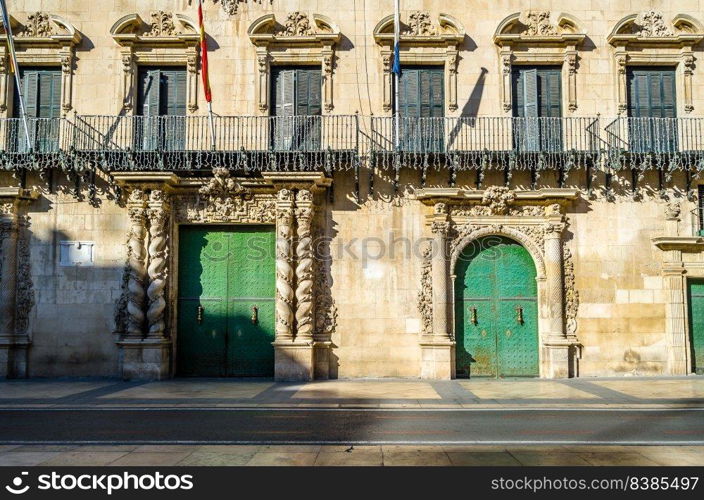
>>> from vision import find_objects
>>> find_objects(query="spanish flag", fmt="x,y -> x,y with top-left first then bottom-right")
198,0 -> 212,103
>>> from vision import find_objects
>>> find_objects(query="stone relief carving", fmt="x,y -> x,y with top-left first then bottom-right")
190,168 -> 266,222
18,12 -> 54,37
146,191 -> 169,338
563,247 -> 579,336
147,11 -> 179,37
522,11 -> 559,36
404,11 -> 437,36
277,12 -> 315,36
635,10 -> 674,38
14,222 -> 34,336
665,201 -> 681,221
418,242 -> 433,335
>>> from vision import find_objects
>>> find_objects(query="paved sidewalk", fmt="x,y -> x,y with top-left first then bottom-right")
0,376 -> 702,409
0,444 -> 701,466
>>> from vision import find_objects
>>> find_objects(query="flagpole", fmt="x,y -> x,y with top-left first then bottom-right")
198,0 -> 215,151
393,0 -> 400,150
0,0 -> 32,151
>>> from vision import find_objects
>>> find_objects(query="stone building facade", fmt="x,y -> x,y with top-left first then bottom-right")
1,0 -> 704,380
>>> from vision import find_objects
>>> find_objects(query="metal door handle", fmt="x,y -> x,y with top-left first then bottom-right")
515,305 -> 524,325
196,305 -> 204,325
469,306 -> 477,325
251,306 -> 259,325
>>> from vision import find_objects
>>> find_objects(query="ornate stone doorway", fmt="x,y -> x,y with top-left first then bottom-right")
455,236 -> 539,378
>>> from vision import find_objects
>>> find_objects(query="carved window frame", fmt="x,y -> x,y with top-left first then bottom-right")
493,12 -> 586,114
0,13 -> 81,117
110,13 -> 200,114
248,13 -> 341,114
373,13 -> 465,113
608,13 -> 704,115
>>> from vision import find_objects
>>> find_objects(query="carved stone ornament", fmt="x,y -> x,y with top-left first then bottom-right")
18,12 -> 54,37
635,10 -> 674,38
665,201 -> 681,221
277,12 -> 315,36
404,11 -> 437,36
176,194 -> 275,225
522,11 -> 559,36
147,11 -> 179,37
563,247 -> 579,336
194,168 -> 258,221
481,186 -> 517,215
14,226 -> 34,336
418,242 -> 433,335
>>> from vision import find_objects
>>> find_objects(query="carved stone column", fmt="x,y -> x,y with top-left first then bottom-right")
542,222 -> 573,378
294,190 -> 314,342
146,190 -> 170,340
420,202 -> 455,379
273,188 -> 314,381
125,189 -> 148,340
0,190 -> 36,379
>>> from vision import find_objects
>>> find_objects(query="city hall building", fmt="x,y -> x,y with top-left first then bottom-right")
1,0 -> 704,381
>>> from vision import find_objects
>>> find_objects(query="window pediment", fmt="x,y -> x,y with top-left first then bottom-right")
373,12 -> 465,45
0,11 -> 81,45
608,11 -> 704,47
110,12 -> 199,46
493,11 -> 586,46
248,12 -> 341,46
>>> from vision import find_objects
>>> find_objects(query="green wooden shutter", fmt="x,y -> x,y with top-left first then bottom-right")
38,71 -> 62,119
163,69 -> 187,116
273,68 -> 295,117
541,70 -> 562,118
139,69 -> 162,116
522,69 -> 539,118
295,68 -> 322,116
399,68 -> 419,117
513,70 -> 524,117
429,69 -> 444,118
661,71 -> 676,118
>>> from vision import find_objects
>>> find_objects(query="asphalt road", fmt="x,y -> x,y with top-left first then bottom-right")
1,408 -> 703,445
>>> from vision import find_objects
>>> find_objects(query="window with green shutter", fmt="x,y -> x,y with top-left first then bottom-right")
12,67 -> 61,152
136,67 -> 186,151
398,67 -> 444,152
512,66 -> 562,152
627,67 -> 678,153
271,67 -> 322,151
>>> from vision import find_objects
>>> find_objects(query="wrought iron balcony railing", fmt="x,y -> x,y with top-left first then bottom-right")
604,117 -> 704,169
0,118 -> 73,169
369,116 -> 602,171
72,114 -> 359,172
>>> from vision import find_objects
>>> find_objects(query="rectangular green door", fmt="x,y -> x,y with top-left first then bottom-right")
688,280 -> 704,374
178,226 -> 276,377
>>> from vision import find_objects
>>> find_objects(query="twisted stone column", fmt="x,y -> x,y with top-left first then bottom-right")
146,190 -> 170,339
125,190 -> 148,339
275,189 -> 295,342
0,203 -> 18,340
295,190 -> 314,342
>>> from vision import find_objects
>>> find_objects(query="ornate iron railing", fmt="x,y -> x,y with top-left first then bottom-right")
604,117 -> 704,170
72,114 -> 359,172
0,118 -> 74,170
370,116 -> 601,171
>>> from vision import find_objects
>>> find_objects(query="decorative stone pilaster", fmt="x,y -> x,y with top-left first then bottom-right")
294,190 -> 314,343
146,190 -> 170,340
125,189 -> 148,340
274,189 -> 295,342
0,190 -> 37,379
420,202 -> 455,379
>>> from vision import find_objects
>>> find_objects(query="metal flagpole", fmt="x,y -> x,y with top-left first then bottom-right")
207,100 -> 215,151
0,0 -> 32,151
393,0 -> 400,150
198,0 -> 215,151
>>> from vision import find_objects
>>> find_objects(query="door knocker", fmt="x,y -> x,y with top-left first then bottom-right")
251,306 -> 259,325
469,306 -> 477,325
196,305 -> 204,325
515,305 -> 524,325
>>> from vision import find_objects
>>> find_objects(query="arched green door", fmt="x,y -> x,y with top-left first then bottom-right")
455,236 -> 539,378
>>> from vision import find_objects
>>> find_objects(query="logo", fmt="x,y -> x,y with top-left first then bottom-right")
5,472 -> 30,495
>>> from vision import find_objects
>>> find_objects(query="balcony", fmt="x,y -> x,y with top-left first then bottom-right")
369,116 -> 602,172
72,114 -> 359,172
0,118 -> 73,170
604,117 -> 704,170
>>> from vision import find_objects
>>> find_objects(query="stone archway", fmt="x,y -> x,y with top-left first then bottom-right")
417,187 -> 582,379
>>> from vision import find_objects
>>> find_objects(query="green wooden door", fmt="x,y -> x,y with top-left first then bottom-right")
177,226 -> 276,377
687,280 -> 704,375
455,236 -> 539,378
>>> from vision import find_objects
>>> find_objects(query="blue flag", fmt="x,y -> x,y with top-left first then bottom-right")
392,42 -> 401,75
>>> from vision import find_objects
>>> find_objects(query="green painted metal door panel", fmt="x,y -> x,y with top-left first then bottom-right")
178,228 -> 229,377
177,226 -> 275,377
688,280 -> 704,374
455,236 -> 539,378
226,227 -> 276,377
